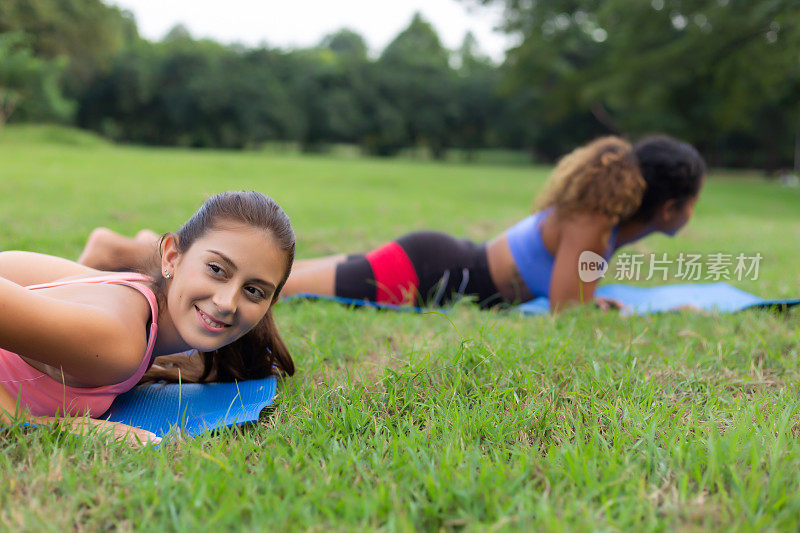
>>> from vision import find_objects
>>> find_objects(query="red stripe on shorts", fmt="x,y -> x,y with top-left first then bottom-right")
365,241 -> 420,305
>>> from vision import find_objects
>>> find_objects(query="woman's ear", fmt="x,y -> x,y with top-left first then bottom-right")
656,199 -> 679,223
160,233 -> 181,278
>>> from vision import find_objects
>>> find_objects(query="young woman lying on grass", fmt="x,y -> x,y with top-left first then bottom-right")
1,191 -> 295,446
79,135 -> 705,312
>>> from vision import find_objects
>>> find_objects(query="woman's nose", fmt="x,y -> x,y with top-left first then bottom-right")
212,286 -> 238,315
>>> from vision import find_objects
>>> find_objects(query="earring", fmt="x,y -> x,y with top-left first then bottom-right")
164,270 -> 172,279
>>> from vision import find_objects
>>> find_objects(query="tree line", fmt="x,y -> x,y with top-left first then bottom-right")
1,0 -> 798,169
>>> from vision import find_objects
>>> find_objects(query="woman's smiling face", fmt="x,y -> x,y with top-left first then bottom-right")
162,223 -> 287,353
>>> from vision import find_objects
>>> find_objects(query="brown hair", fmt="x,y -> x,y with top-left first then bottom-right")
534,136 -> 646,223
630,134 -> 706,221
140,190 -> 295,384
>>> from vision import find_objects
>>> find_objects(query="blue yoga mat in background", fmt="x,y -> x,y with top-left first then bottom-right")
287,282 -> 799,315
287,293 -> 425,312
102,377 -> 277,438
517,282 -> 800,315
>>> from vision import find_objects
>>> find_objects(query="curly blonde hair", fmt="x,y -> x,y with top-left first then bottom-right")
534,136 -> 646,223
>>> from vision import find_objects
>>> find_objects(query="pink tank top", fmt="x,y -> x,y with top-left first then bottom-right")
0,273 -> 158,417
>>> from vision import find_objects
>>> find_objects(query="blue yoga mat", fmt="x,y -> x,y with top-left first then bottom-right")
287,293 -> 425,312
102,377 -> 277,438
286,283 -> 800,315
517,282 -> 800,315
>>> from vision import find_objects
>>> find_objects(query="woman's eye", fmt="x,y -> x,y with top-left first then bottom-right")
246,286 -> 267,300
208,263 -> 224,275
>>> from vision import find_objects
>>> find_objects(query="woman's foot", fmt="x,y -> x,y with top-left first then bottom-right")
135,229 -> 160,244
77,227 -> 119,269
78,228 -> 156,271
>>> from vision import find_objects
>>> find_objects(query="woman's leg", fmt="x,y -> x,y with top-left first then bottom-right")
292,254 -> 349,272
77,228 -> 158,271
283,234 -> 461,306
281,258 -> 344,298
284,236 -> 434,305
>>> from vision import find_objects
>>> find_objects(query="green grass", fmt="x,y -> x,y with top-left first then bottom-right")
1,125 -> 799,531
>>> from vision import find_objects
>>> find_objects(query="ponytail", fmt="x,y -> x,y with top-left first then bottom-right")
534,136 -> 646,223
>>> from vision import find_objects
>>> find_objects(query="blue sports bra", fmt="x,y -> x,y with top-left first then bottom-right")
505,209 -> 618,298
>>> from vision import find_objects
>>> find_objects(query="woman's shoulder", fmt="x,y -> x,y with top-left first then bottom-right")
1,273 -> 153,385
67,278 -> 154,324
549,210 -> 617,249
31,276 -> 155,346
66,281 -> 154,380
72,283 -> 152,382
554,210 -> 616,228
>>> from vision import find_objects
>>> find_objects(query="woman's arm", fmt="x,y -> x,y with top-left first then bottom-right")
45,416 -> 162,447
0,251 -> 97,286
0,381 -> 22,423
548,214 -> 614,312
0,276 -> 144,385
1,386 -> 160,446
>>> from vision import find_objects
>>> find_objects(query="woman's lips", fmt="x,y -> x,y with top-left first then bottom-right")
195,306 -> 231,333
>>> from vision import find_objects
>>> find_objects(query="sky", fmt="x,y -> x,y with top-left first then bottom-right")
106,0 -> 513,63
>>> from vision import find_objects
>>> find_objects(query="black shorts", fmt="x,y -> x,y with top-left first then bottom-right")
334,231 -> 503,308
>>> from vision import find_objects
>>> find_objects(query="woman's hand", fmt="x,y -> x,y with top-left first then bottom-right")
593,296 -> 628,312
48,417 -> 162,448
670,304 -> 704,313
3,404 -> 161,448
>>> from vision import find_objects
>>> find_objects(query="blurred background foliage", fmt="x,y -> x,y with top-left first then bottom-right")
0,0 -> 798,169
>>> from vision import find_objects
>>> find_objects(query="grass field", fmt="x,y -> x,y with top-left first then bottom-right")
1,125 -> 800,531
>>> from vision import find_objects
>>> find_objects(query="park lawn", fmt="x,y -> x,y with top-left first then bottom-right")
1,125 -> 799,530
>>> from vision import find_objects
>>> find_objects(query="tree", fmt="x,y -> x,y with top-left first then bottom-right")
321,29 -> 369,62
78,37 -> 302,148
451,32 -> 502,159
470,0 -> 800,168
0,0 -> 138,97
376,13 -> 459,158
0,32 -> 72,127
